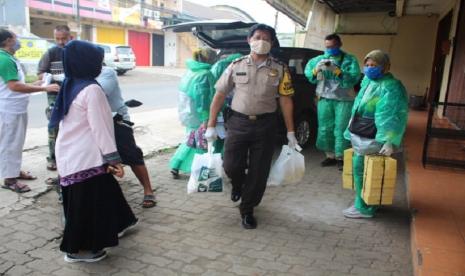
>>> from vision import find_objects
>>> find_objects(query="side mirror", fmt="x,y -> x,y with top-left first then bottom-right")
125,99 -> 143,107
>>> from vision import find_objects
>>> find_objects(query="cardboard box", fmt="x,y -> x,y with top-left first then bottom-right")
342,148 -> 354,190
362,155 -> 397,205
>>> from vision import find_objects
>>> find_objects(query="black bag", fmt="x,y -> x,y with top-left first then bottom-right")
348,114 -> 377,139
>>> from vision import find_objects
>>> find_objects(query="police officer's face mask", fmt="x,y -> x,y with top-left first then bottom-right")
250,40 -> 271,55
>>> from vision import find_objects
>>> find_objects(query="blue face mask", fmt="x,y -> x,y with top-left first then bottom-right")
12,40 -> 21,52
325,47 -> 341,56
364,66 -> 383,79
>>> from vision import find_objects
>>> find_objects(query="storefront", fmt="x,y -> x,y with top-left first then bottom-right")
96,26 -> 126,45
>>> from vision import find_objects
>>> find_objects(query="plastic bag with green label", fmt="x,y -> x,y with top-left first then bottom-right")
187,144 -> 224,194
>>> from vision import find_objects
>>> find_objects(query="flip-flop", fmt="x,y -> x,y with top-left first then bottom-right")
45,177 -> 59,186
2,181 -> 31,193
46,162 -> 57,171
141,194 -> 157,208
17,171 -> 37,180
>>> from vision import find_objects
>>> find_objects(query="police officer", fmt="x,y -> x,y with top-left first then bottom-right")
37,25 -> 71,171
205,24 -> 297,229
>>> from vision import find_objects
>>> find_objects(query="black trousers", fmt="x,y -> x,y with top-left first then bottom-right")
223,113 -> 277,215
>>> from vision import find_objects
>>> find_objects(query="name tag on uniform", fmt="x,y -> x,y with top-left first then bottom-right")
236,72 -> 247,76
269,69 -> 278,77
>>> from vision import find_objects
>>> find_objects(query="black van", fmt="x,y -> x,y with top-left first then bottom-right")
164,20 -> 323,148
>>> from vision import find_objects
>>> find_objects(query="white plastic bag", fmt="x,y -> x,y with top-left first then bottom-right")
187,144 -> 224,194
267,145 -> 305,186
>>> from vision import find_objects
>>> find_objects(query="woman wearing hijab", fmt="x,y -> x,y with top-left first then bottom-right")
50,40 -> 137,262
169,48 -> 218,179
343,49 -> 408,219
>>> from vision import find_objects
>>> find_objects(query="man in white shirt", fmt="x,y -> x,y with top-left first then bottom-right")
0,29 -> 59,193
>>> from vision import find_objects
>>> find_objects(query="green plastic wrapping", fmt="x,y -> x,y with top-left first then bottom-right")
316,99 -> 353,157
178,59 -> 216,125
344,73 -> 409,147
304,51 -> 361,89
210,53 -> 243,82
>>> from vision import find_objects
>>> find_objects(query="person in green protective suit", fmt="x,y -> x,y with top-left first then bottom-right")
304,34 -> 361,170
211,53 -> 243,82
208,53 -> 243,154
342,49 -> 409,218
169,48 -> 218,179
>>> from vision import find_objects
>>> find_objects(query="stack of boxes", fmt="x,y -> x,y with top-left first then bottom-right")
342,148 -> 355,190
342,148 -> 397,205
362,155 -> 397,205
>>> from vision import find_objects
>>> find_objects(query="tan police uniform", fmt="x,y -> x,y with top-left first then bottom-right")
215,55 -> 294,215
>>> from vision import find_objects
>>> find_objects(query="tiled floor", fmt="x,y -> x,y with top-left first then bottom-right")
405,111 -> 465,275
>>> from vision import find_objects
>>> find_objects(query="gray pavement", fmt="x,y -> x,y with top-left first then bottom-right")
0,66 -> 412,275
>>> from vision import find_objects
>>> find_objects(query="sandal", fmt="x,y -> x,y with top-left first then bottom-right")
17,171 -> 37,180
47,161 -> 57,171
141,194 -> 157,208
45,177 -> 59,186
2,181 -> 31,193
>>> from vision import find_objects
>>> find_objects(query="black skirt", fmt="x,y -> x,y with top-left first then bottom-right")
60,173 -> 137,253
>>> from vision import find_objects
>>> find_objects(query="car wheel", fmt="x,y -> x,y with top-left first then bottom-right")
295,115 -> 312,148
117,70 -> 126,76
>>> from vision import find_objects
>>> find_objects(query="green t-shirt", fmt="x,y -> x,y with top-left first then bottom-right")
0,49 -> 28,114
0,49 -> 19,82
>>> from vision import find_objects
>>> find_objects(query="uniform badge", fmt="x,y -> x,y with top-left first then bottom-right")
269,69 -> 278,77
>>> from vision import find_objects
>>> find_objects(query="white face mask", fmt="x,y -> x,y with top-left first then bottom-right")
250,40 -> 271,55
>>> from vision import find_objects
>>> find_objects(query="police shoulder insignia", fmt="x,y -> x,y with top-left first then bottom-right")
271,56 -> 286,66
232,56 -> 247,64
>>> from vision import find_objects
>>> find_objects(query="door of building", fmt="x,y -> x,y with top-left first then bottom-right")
444,0 -> 465,128
427,11 -> 452,104
152,34 -> 165,66
128,30 -> 150,66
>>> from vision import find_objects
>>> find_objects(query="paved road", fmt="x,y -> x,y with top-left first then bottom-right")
27,69 -> 180,128
0,148 -> 412,275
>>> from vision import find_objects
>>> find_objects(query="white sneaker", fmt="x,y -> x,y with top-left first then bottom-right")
118,219 -> 139,238
343,206 -> 373,219
64,250 -> 107,263
342,205 -> 357,215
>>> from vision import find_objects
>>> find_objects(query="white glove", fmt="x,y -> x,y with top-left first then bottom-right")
287,132 -> 299,150
205,127 -> 218,142
317,59 -> 333,71
379,142 -> 393,156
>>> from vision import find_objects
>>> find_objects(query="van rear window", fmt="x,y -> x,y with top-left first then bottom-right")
116,47 -> 133,54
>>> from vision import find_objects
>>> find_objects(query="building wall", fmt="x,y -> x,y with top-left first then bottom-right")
176,32 -> 199,68
303,1 -> 337,51
164,30 -> 177,67
29,17 -> 72,40
0,0 -> 27,27
340,15 -> 438,96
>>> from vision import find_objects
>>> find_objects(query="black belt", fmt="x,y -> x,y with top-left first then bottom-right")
231,110 -> 276,121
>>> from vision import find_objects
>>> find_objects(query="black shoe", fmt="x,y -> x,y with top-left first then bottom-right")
231,191 -> 241,202
241,214 -> 257,229
337,160 -> 344,171
321,158 -> 337,167
170,169 -> 180,179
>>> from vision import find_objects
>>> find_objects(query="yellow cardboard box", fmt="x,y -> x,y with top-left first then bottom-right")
362,155 -> 397,205
342,148 -> 354,190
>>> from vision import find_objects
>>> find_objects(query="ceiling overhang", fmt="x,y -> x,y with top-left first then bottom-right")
264,0 -> 312,27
